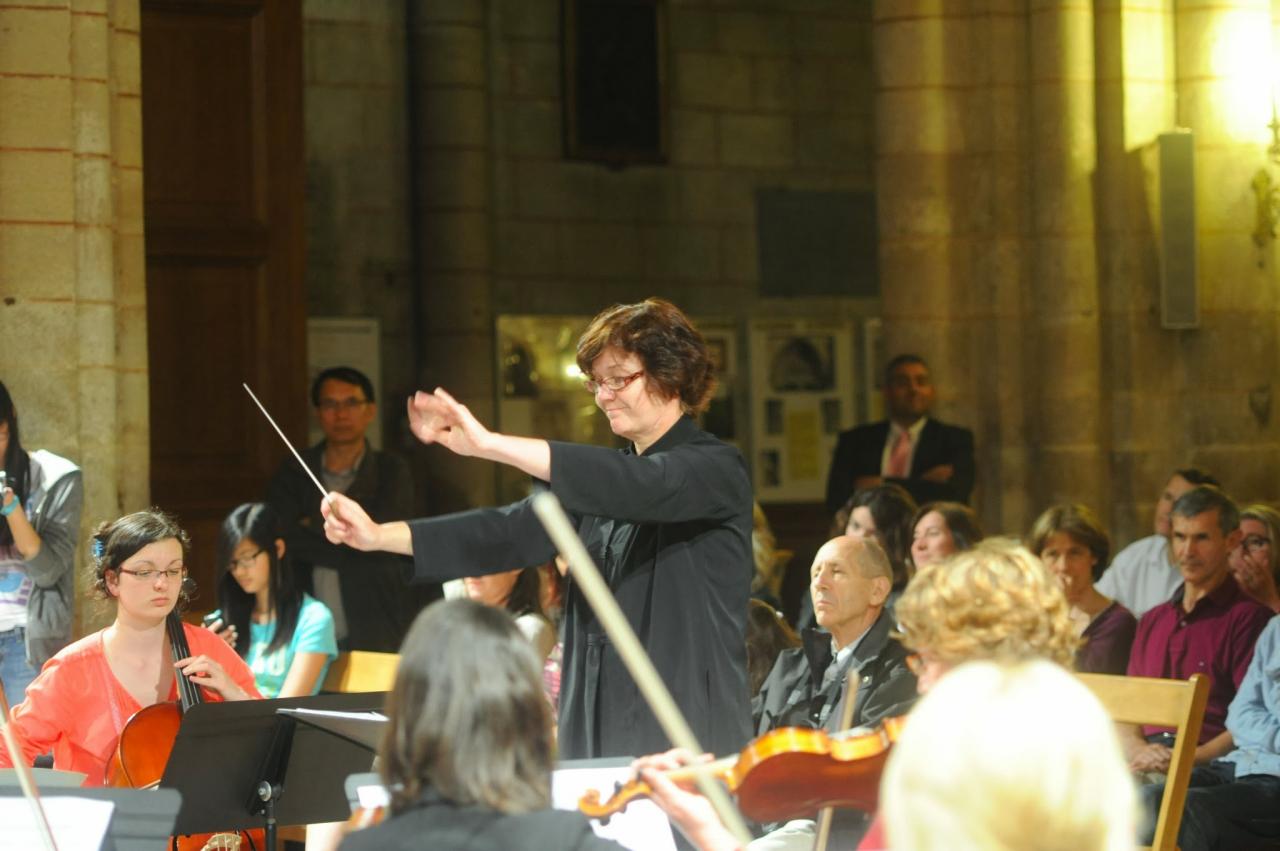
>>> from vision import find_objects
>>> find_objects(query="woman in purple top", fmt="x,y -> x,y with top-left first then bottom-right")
1028,504 -> 1137,674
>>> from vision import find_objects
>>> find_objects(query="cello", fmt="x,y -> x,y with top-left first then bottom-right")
107,610 -> 265,851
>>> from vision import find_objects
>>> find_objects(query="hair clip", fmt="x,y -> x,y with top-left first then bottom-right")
91,537 -> 105,559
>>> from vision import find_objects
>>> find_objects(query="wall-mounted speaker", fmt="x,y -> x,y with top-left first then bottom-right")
1158,130 -> 1198,329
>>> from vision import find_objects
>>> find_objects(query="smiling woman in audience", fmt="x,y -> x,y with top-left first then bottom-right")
1027,503 -> 1136,675
908,501 -> 983,570
1229,504 -> 1280,613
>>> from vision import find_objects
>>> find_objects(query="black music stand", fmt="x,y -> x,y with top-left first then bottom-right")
0,785 -> 182,851
160,692 -> 386,847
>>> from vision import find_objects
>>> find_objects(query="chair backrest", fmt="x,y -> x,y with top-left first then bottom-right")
322,650 -> 400,693
1077,672 -> 1209,851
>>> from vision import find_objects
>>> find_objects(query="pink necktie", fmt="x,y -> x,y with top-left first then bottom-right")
886,430 -> 911,478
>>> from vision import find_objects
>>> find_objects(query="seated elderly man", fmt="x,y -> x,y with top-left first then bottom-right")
748,536 -> 917,851
638,540 -> 1080,851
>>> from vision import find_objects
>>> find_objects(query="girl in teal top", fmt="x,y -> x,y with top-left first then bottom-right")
208,503 -> 337,698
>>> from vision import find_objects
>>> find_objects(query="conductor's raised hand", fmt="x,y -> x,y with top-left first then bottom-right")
407,388 -> 493,458
322,492 -> 381,551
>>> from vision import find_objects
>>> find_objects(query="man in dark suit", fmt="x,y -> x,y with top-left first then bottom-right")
825,354 -> 975,514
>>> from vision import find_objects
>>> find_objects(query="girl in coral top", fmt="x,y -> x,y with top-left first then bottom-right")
0,509 -> 261,785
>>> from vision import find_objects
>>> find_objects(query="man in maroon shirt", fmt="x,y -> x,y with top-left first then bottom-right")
1125,486 -> 1274,774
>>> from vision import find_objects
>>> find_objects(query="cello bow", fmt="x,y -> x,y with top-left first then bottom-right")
0,676 -> 58,850
814,668 -> 860,851
531,492 -> 753,846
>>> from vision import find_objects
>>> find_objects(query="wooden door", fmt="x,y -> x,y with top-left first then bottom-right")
142,0 -> 306,612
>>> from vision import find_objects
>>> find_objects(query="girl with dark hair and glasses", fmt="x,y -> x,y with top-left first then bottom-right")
0,380 -> 83,707
207,502 -> 337,698
0,509 -> 259,785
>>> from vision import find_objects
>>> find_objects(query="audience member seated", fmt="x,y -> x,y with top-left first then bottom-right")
841,485 -> 917,591
883,660 -> 1137,851
636,540 -> 1081,851
0,509 -> 260,784
462,566 -> 556,662
749,536 -> 917,850
1124,486 -> 1273,774
745,599 -> 799,698
1027,503 -> 1136,675
337,599 -> 623,851
824,354 -> 975,514
908,501 -> 983,570
750,502 -> 791,611
207,502 -> 337,698
1140,616 -> 1280,850
0,380 -> 83,707
1229,504 -> 1280,613
1098,467 -> 1219,617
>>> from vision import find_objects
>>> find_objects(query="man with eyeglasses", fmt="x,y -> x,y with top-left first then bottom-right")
266,366 -> 425,652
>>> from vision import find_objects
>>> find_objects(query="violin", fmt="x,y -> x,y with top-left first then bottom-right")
579,716 -> 906,825
107,611 -> 265,851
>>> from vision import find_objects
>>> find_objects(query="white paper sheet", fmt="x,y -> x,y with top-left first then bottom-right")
552,765 -> 676,851
0,796 -> 114,851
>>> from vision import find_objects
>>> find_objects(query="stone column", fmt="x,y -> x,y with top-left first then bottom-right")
411,1 -> 496,512
0,0 -> 148,633
1025,0 -> 1105,514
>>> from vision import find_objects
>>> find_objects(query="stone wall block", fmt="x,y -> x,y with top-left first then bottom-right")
0,7 -> 71,76
499,0 -> 557,40
677,169 -> 729,224
674,52 -> 752,110
751,57 -> 793,111
0,151 -> 73,221
877,89 -> 964,155
500,99 -> 560,158
421,148 -> 489,211
669,109 -> 718,166
114,167 -> 144,234
596,170 -> 680,224
415,274 -> 492,332
792,58 -> 830,113
75,300 -> 115,365
496,220 -> 559,277
113,301 -> 149,371
559,222 -> 642,280
73,80 -> 111,155
1030,236 -> 1101,316
503,39 -> 559,98
876,155 -> 954,238
109,29 -> 141,95
413,0 -> 483,26
6,303 -> 77,372
114,232 -> 147,306
76,226 -> 115,300
668,8 -> 717,51
515,161 -> 600,219
872,18 -> 944,89
0,76 -> 71,149
422,210 -> 491,272
1194,148 -> 1257,234
795,115 -> 869,169
720,225 -> 758,284
419,86 -> 488,148
309,22 -> 374,86
641,224 -> 721,281
71,12 -> 108,80
1196,233 -> 1274,313
0,224 -> 74,298
111,94 -> 142,170
419,24 -> 488,88
877,239 -> 954,314
718,114 -> 792,167
305,87 -> 364,158
74,156 -> 112,224
793,16 -> 866,59
717,11 -> 791,55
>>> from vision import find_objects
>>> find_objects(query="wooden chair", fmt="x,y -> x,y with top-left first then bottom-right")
321,650 -> 400,693
1077,672 -> 1209,851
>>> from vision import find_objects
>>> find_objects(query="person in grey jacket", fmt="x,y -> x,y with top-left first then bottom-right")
0,381 -> 82,705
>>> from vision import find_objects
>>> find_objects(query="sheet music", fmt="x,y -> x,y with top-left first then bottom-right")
277,707 -> 388,751
552,765 -> 676,851
0,796 -> 113,850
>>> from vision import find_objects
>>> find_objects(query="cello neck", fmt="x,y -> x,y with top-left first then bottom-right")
166,612 -> 203,711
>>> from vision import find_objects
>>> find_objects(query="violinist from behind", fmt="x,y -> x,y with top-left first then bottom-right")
0,509 -> 260,785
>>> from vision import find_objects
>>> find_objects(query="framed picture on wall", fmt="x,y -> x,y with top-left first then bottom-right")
749,319 -> 856,502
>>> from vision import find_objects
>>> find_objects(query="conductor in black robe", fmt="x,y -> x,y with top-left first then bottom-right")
320,299 -> 754,761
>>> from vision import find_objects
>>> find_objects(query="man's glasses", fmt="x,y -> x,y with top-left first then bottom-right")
1242,535 -> 1271,555
583,370 -> 644,395
228,549 -> 265,572
317,398 -> 368,413
118,567 -> 186,582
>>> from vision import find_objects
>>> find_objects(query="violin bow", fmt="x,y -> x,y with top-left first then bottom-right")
0,687 -> 58,850
531,493 -> 753,846
814,668 -> 861,851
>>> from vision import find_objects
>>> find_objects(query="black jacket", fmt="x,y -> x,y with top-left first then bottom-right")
407,416 -> 754,760
753,609 -> 917,736
825,417 -> 975,514
266,441 -> 424,652
338,790 -> 623,851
